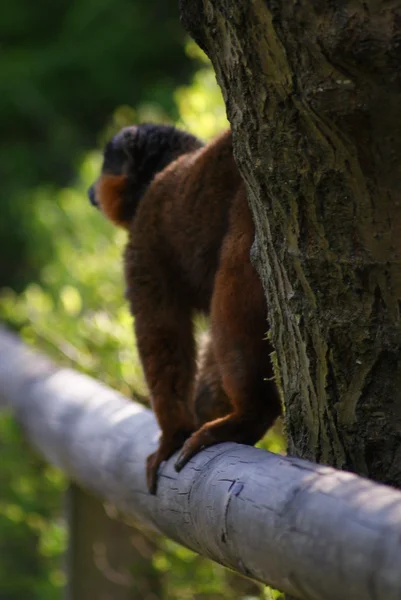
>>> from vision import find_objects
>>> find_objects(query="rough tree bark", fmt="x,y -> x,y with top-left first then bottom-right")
180,0 -> 401,488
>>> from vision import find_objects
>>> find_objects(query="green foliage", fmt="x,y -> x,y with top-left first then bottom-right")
153,539 -> 285,599
0,413 -> 67,599
0,0 -> 195,289
175,43 -> 229,139
0,42 -> 285,599
1,156 -> 146,398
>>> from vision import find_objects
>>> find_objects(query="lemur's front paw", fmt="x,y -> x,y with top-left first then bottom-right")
146,429 -> 194,494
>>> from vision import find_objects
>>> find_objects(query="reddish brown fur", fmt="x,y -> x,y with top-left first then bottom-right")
93,127 -> 281,493
97,174 -> 129,228
194,332 -> 231,426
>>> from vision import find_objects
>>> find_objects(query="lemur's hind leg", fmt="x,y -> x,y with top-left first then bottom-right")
176,196 -> 281,471
194,332 -> 231,426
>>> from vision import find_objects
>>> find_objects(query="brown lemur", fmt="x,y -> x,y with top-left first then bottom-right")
88,123 -> 281,494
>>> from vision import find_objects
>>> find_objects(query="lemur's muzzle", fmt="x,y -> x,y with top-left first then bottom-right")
88,185 -> 98,207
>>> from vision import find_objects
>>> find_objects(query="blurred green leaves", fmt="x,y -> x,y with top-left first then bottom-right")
0,413 -> 67,599
0,0 -> 195,289
0,161 -> 147,397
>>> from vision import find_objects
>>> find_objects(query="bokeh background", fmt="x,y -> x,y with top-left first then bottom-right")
0,2 -> 284,597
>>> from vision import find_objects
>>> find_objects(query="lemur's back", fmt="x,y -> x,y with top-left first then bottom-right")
131,129 -> 246,311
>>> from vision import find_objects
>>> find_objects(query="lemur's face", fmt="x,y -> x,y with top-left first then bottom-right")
88,126 -> 137,209
87,122 -> 200,229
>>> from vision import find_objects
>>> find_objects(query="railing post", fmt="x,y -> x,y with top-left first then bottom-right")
66,484 -> 161,599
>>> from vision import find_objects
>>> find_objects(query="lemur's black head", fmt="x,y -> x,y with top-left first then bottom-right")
88,123 -> 203,228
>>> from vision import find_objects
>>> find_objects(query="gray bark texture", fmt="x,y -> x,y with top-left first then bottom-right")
179,0 -> 401,487
1,327 -> 401,600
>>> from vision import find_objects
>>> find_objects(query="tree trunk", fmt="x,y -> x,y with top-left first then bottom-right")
180,0 -> 401,488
